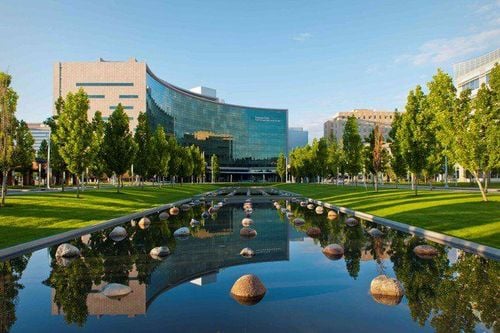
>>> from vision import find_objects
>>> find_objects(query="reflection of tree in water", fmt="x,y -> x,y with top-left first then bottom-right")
390,234 -> 499,332
430,254 -> 499,333
364,223 -> 391,275
390,235 -> 449,326
342,226 -> 364,279
44,258 -> 93,327
0,254 -> 30,333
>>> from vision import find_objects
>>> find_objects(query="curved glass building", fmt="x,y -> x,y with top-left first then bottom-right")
54,59 -> 288,181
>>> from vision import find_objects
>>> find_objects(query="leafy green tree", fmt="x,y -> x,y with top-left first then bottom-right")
148,125 -> 171,184
44,113 -> 67,190
311,137 -> 328,181
167,137 -> 182,184
133,112 -> 153,187
342,115 -> 363,185
388,111 -> 407,187
326,136 -> 342,180
102,103 -> 136,192
363,125 -> 387,191
178,146 -> 194,184
189,145 -> 204,183
211,154 -> 219,183
54,88 -> 93,198
398,86 -> 432,195
276,152 -> 286,182
12,120 -> 35,184
89,111 -> 106,189
0,72 -> 18,206
37,139 -> 48,161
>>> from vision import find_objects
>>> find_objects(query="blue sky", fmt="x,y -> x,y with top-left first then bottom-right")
1,0 -> 499,139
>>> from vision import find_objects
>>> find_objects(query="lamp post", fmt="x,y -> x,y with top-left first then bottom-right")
46,129 -> 51,189
444,156 -> 449,189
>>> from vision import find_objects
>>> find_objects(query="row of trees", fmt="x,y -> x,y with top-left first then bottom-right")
286,64 -> 499,201
0,73 -> 36,207
43,88 -> 220,198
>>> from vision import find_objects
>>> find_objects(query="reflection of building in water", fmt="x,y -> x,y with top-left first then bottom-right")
183,131 -> 234,165
51,265 -> 146,318
146,204 -> 289,306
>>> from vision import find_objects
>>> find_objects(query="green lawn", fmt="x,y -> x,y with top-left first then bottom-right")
275,183 -> 500,248
0,184 -> 219,249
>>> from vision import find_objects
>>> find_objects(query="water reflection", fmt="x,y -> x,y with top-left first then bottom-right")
0,200 -> 498,332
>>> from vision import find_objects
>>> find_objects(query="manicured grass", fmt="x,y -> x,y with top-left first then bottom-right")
0,184 -> 219,249
275,183 -> 500,248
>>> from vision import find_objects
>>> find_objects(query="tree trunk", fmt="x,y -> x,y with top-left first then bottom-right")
1,169 -> 8,207
97,178 -> 100,190
374,172 -> 378,192
484,171 -> 489,193
76,175 -> 80,198
117,175 -> 121,193
473,171 -> 488,202
414,174 -> 418,196
62,171 -> 66,192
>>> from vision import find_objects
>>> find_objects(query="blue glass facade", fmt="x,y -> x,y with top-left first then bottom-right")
145,68 -> 288,171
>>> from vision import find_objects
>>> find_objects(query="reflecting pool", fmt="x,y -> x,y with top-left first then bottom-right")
0,200 -> 498,332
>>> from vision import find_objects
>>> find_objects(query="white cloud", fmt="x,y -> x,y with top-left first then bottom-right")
292,32 -> 312,42
396,28 -> 500,65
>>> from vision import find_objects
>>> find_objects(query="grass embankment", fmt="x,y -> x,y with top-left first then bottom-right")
275,183 -> 500,248
0,184 -> 219,249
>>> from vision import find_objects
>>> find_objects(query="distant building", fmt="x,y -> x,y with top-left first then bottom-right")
323,109 -> 396,142
454,48 -> 499,97
288,127 -> 308,152
27,123 -> 50,152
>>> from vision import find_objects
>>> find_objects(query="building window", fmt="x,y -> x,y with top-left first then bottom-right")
76,82 -> 134,86
119,94 -> 139,98
110,105 -> 134,110
88,94 -> 105,99
461,78 -> 479,90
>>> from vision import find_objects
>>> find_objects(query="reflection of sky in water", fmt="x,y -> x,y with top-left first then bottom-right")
3,202 -> 498,333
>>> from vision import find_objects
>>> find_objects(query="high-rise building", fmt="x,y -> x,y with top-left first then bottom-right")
454,49 -> 499,96
288,127 -> 308,152
27,123 -> 50,152
323,109 -> 395,142
53,58 -> 288,180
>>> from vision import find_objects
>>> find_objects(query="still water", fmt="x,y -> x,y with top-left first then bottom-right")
1,200 -> 498,332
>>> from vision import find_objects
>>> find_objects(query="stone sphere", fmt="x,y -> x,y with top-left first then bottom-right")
245,208 -> 253,215
413,245 -> 439,259
368,228 -> 384,238
243,202 -> 252,210
370,275 -> 404,298
190,218 -> 200,227
286,212 -> 294,219
306,227 -> 322,238
208,206 -> 218,215
230,274 -> 267,306
240,247 -> 255,258
293,217 -> 305,226
159,211 -> 170,221
300,201 -> 307,207
169,207 -> 180,216
138,217 -> 151,230
275,204 -> 281,210
180,204 -> 191,211
322,244 -> 344,260
345,217 -> 359,227
327,210 -> 338,220
101,283 -> 132,299
174,227 -> 190,238
307,203 -> 315,210
201,211 -> 210,219
55,243 -> 80,258
315,206 -> 324,214
109,226 -> 127,242
240,227 -> 257,238
242,218 -> 253,227
150,246 -> 170,259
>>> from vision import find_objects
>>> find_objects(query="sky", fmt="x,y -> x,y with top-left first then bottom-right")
1,0 -> 499,140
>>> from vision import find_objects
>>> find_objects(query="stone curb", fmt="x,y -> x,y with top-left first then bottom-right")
0,192 -> 213,261
308,199 -> 500,261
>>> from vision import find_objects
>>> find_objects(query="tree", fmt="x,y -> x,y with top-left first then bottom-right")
211,154 -> 219,183
102,103 -> 136,192
133,112 -> 153,187
371,125 -> 386,192
189,145 -> 204,183
0,72 -> 18,207
398,86 -> 431,196
37,139 -> 48,161
167,137 -> 181,184
54,89 -> 93,198
388,111 -> 407,187
326,136 -> 342,180
89,111 -> 106,189
311,138 -> 328,181
276,152 -> 286,182
342,116 -> 363,185
178,146 -> 193,184
44,113 -> 67,190
12,120 -> 35,184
